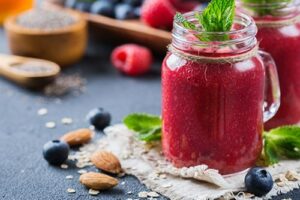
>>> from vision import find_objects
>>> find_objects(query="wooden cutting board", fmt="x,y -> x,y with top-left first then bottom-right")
44,0 -> 172,53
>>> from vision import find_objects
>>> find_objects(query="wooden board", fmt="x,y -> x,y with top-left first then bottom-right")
45,0 -> 172,53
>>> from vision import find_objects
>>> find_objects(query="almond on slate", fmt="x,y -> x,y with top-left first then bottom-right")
91,151 -> 122,174
60,128 -> 93,146
79,172 -> 118,190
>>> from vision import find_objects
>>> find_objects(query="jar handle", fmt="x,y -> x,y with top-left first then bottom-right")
259,50 -> 281,122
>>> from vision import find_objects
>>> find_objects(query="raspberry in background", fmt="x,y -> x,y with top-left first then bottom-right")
111,44 -> 153,76
141,0 -> 176,30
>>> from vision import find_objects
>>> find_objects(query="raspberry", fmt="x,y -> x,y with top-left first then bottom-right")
170,0 -> 199,12
141,0 -> 176,30
111,44 -> 153,76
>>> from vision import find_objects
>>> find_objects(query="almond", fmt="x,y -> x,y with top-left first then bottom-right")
60,128 -> 93,146
79,172 -> 118,190
91,151 -> 122,174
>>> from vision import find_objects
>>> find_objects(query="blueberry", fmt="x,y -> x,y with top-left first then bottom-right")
91,1 -> 114,17
87,108 -> 111,130
65,0 -> 77,8
74,1 -> 92,12
133,7 -> 141,18
124,0 -> 144,7
245,167 -> 274,197
43,140 -> 69,165
102,0 -> 120,5
115,4 -> 135,20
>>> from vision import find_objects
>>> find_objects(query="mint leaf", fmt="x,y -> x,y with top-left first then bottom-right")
138,127 -> 162,142
197,0 -> 235,41
241,0 -> 292,16
263,126 -> 300,165
123,113 -> 162,142
175,13 -> 197,30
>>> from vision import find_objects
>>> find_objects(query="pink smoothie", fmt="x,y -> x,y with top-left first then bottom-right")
162,49 -> 265,174
256,19 -> 300,129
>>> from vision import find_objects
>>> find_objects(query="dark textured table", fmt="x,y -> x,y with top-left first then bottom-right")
0,28 -> 299,200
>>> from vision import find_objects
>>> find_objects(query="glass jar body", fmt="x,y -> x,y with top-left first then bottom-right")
162,52 -> 265,174
257,21 -> 300,129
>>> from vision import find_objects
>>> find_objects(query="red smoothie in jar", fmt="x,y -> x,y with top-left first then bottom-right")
162,12 -> 280,174
240,1 -> 300,129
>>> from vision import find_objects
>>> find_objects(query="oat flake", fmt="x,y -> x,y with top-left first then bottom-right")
67,188 -> 76,193
88,189 -> 100,196
60,164 -> 68,169
45,121 -> 56,129
61,117 -> 73,125
66,175 -> 73,179
37,108 -> 48,116
78,169 -> 87,174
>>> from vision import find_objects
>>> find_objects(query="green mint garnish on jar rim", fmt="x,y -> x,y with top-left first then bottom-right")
123,113 -> 300,166
175,0 -> 235,41
241,0 -> 292,17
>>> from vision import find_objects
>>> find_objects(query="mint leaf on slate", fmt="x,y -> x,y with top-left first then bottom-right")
263,126 -> 300,165
123,113 -> 162,141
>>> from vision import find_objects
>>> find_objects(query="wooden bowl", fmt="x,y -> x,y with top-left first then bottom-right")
4,9 -> 87,67
45,0 -> 172,54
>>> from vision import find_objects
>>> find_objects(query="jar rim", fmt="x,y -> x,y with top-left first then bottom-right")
173,11 -> 256,38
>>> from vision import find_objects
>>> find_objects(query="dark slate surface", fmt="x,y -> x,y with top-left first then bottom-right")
0,28 -> 299,200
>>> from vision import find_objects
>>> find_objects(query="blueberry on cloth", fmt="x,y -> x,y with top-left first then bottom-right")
245,167 -> 274,197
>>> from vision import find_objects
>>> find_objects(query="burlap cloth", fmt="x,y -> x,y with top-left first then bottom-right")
77,124 -> 300,200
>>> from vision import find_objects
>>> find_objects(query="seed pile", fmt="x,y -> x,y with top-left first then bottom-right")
12,62 -> 54,74
17,9 -> 76,30
43,73 -> 86,96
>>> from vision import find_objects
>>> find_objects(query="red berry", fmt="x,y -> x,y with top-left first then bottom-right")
141,0 -> 176,30
170,0 -> 199,12
111,44 -> 153,76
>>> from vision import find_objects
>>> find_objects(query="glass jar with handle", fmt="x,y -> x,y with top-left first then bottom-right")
238,0 -> 300,129
162,11 -> 281,174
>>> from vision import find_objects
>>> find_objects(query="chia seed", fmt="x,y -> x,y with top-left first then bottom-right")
16,9 -> 76,31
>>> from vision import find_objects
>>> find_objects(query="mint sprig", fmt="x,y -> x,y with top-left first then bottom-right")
175,0 -> 235,41
241,0 -> 292,17
263,126 -> 300,165
123,113 -> 162,142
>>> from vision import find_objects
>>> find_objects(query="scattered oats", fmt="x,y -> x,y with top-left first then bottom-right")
37,108 -> 48,116
45,121 -> 56,129
66,175 -> 73,179
138,191 -> 148,198
148,191 -> 159,198
162,183 -> 172,188
127,191 -> 133,195
286,170 -> 300,181
61,117 -> 73,125
60,164 -> 68,169
67,188 -> 76,193
78,169 -> 87,174
89,189 -> 100,196
121,181 -> 126,185
276,182 -> 286,187
159,174 -> 167,179
127,198 -> 133,200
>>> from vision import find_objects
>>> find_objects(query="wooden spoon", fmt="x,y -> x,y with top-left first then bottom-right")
0,54 -> 60,88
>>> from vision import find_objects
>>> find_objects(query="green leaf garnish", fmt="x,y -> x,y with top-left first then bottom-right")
263,126 -> 300,165
175,12 -> 197,30
123,113 -> 162,141
175,0 -> 235,41
241,0 -> 292,17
